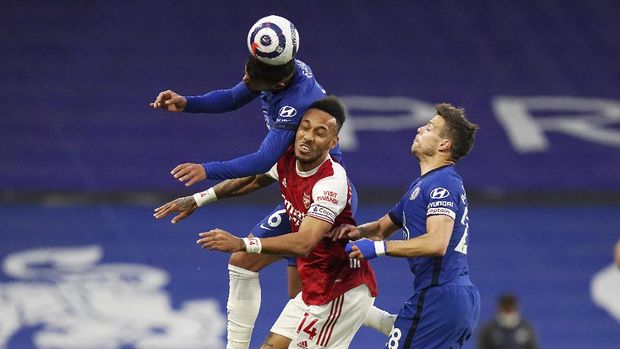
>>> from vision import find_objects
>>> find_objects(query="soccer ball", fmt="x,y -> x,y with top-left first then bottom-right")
247,15 -> 299,66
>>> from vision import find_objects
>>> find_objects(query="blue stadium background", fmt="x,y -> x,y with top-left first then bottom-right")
2,1 -> 619,348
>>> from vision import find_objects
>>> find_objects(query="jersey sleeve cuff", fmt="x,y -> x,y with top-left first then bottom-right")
388,211 -> 403,227
183,96 -> 200,113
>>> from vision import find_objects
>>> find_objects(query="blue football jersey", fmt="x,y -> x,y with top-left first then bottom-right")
259,60 -> 344,163
389,165 -> 472,291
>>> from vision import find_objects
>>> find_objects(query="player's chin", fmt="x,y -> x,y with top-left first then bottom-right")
294,148 -> 312,160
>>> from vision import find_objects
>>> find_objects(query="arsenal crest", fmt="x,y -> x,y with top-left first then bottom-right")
303,192 -> 311,209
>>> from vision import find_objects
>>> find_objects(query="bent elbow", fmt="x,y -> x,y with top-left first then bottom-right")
432,242 -> 449,256
293,242 -> 314,257
297,246 -> 313,258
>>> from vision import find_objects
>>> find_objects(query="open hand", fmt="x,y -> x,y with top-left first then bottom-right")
197,229 -> 245,253
153,196 -> 197,224
171,163 -> 207,186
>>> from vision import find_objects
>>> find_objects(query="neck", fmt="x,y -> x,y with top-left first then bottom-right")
270,72 -> 296,93
297,154 -> 328,173
419,156 -> 454,176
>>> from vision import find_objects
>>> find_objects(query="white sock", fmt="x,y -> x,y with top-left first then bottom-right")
226,264 -> 261,349
363,305 -> 397,336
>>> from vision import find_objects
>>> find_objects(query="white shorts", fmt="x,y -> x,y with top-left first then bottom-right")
271,284 -> 375,349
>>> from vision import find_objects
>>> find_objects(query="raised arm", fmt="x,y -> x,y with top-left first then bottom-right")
346,214 -> 455,260
150,82 -> 258,114
197,216 -> 332,257
198,166 -> 349,256
382,215 -> 454,257
257,217 -> 331,256
171,127 -> 295,186
212,174 -> 276,198
154,174 -> 276,223
184,82 -> 259,113
331,214 -> 401,242
202,127 -> 295,179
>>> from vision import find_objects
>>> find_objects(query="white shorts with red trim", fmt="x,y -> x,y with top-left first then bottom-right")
270,284 -> 375,348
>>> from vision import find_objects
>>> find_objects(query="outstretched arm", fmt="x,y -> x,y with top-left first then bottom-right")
172,127 -> 296,185
216,174 -> 276,197
330,214 -> 401,242
150,82 -> 258,114
154,174 -> 276,223
381,215 -> 453,257
197,216 -> 331,257
347,215 -> 454,260
184,82 -> 259,113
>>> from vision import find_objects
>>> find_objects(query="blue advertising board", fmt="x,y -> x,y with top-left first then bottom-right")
1,203 -> 619,348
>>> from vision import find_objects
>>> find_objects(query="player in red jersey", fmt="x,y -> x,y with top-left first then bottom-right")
195,96 -> 378,348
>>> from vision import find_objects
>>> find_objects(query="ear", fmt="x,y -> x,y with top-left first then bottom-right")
274,80 -> 288,90
438,138 -> 452,152
330,136 -> 339,150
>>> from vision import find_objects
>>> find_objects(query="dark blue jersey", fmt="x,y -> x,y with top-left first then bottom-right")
184,60 -> 344,179
389,165 -> 472,291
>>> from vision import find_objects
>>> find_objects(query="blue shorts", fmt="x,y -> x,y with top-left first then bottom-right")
250,181 -> 359,266
386,284 -> 480,349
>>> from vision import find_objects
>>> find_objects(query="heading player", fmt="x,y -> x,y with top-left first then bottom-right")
332,103 -> 481,348
150,16 -> 392,348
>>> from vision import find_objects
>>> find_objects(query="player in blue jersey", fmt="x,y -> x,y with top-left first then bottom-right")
151,15 -> 393,349
331,103 -> 481,348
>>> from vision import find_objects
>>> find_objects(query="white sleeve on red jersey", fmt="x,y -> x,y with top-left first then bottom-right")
307,163 -> 349,225
265,163 -> 279,180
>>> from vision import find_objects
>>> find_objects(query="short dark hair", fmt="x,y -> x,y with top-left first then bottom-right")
308,96 -> 346,132
245,54 -> 295,85
436,103 -> 478,161
498,294 -> 518,312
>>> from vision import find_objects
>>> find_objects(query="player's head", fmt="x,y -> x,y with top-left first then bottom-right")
412,103 -> 478,162
243,54 -> 295,92
497,294 -> 518,313
294,96 -> 346,167
496,294 -> 521,327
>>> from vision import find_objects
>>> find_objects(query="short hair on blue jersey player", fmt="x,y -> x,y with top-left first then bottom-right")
308,96 -> 346,132
435,103 -> 479,161
245,54 -> 295,86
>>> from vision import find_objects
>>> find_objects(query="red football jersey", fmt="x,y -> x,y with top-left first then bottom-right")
267,148 -> 378,305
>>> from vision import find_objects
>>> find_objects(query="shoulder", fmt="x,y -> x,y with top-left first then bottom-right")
422,167 -> 463,193
415,168 -> 465,209
328,159 -> 347,179
320,157 -> 348,181
295,60 -> 315,79
276,60 -> 324,109
309,158 -> 349,218
312,159 -> 347,190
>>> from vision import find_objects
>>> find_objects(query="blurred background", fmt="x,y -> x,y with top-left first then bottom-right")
1,1 -> 619,348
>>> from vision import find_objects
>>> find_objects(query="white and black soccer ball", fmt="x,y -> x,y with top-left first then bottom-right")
247,15 -> 299,66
